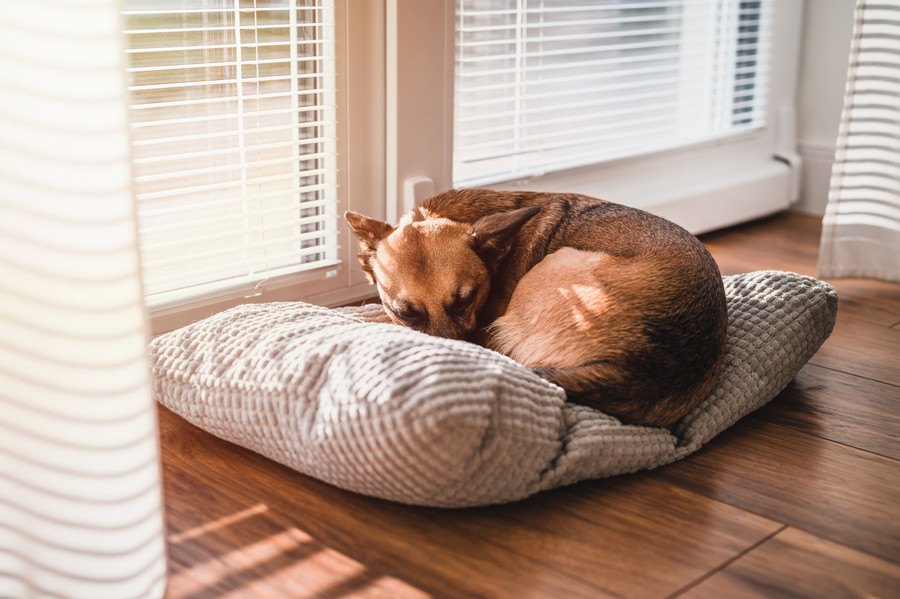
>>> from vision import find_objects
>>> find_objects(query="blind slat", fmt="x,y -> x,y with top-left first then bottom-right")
129,72 -> 328,91
126,40 -> 324,54
140,202 -> 325,235
457,68 -> 766,110
459,1 -> 723,16
131,120 -> 333,146
141,196 -> 329,221
135,176 -> 331,201
122,7 -> 327,15
143,230 -> 330,270
456,44 -> 770,78
143,245 -> 331,290
124,23 -> 323,35
457,29 -> 764,51
135,161 -> 326,184
131,106 -> 331,129
127,57 -> 326,72
130,90 -> 296,110
133,139 -> 329,164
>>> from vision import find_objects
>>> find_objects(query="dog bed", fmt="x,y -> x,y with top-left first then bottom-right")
150,270 -> 837,507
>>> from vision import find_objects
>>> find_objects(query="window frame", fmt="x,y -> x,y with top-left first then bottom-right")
387,0 -> 805,234
146,0 -> 386,334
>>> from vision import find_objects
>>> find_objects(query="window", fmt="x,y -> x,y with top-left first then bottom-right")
386,0 -> 802,235
454,0 -> 771,187
124,0 -> 338,309
123,0 -> 801,328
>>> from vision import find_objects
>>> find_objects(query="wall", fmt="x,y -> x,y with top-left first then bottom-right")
794,0 -> 856,214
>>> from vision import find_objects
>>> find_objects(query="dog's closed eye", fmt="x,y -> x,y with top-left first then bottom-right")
389,302 -> 428,327
447,287 -> 478,316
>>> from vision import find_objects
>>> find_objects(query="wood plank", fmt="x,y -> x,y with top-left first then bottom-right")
808,312 -> 900,387
163,478 -> 427,599
701,212 -> 821,263
702,213 -> 900,328
829,279 -> 900,328
680,527 -> 900,599
751,363 -> 900,460
655,418 -> 900,562
705,242 -> 900,384
441,475 -> 781,599
702,217 -> 820,274
158,405 -> 616,599
701,215 -> 900,383
706,245 -> 900,327
158,406 -> 781,599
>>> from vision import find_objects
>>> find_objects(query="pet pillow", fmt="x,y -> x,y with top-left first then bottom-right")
150,271 -> 837,507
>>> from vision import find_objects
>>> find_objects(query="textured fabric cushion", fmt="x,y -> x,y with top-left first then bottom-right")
150,271 -> 837,507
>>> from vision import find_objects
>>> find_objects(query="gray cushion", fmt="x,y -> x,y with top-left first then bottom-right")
150,271 -> 837,507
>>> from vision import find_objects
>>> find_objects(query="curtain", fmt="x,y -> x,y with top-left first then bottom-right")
0,1 -> 167,598
819,0 -> 900,282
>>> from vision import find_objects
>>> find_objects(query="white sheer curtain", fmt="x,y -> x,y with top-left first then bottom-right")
819,0 -> 900,282
0,1 -> 167,598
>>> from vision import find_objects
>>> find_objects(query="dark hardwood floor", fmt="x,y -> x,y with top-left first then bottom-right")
157,211 -> 900,598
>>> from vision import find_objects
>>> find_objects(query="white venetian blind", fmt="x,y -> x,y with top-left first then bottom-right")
123,0 -> 338,308
454,0 -> 771,187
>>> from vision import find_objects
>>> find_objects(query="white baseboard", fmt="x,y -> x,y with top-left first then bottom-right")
648,160 -> 793,234
795,141 -> 835,216
493,141 -> 794,235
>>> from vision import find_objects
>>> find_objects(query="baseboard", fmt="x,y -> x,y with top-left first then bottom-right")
490,132 -> 795,235
795,141 -> 835,216
646,160 -> 793,234
495,157 -> 794,235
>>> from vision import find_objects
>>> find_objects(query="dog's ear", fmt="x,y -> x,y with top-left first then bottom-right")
345,211 -> 394,251
345,211 -> 394,282
470,206 -> 541,262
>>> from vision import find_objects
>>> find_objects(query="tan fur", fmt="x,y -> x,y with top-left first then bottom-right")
345,189 -> 728,427
487,248 -> 617,368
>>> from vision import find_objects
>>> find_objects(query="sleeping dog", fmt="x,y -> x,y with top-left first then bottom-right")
345,189 -> 727,427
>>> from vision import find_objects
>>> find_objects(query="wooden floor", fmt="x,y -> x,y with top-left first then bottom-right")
157,211 -> 900,599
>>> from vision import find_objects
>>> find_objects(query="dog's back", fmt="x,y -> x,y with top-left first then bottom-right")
422,190 -> 727,427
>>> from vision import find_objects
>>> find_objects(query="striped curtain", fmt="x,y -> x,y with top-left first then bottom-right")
819,0 -> 900,282
0,2 -> 167,598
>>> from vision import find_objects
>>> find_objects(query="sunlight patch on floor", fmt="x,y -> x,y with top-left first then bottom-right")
168,503 -> 269,544
168,514 -> 431,598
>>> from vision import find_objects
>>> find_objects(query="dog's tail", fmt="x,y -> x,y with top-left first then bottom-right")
531,361 -> 714,428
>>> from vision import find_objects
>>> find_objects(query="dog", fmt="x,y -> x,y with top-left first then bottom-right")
345,189 -> 727,427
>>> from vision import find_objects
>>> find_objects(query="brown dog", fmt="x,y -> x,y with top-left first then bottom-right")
345,189 -> 727,427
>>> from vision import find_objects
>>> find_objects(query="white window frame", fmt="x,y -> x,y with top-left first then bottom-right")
149,0 -> 386,334
386,0 -> 805,234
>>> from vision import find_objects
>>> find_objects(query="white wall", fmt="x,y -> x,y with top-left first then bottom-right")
794,0 -> 856,214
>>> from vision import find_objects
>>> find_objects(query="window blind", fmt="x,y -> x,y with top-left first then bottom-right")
454,0 -> 771,187
123,0 -> 337,308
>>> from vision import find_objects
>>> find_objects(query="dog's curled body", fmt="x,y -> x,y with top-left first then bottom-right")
346,189 -> 727,427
